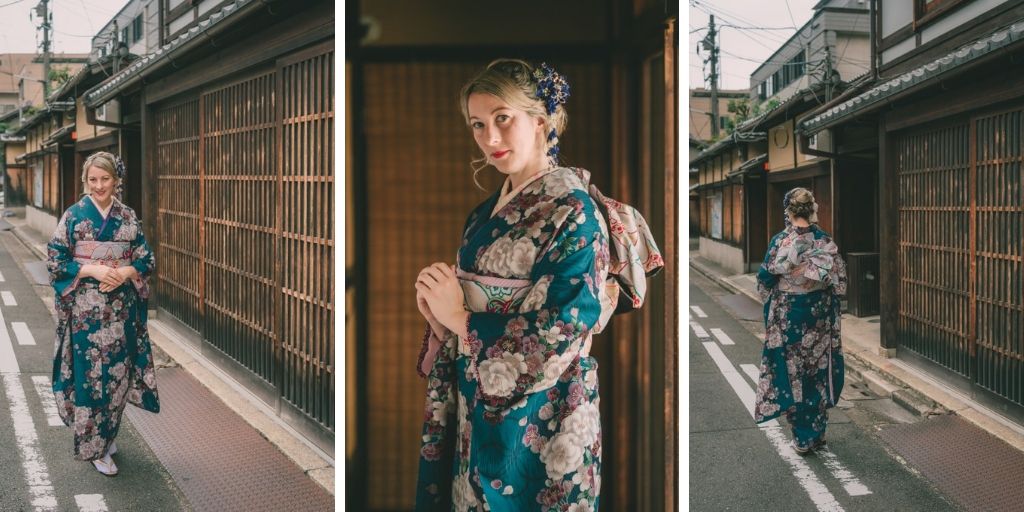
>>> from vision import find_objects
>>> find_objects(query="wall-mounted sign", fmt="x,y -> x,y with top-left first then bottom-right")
773,128 -> 790,148
711,192 -> 722,239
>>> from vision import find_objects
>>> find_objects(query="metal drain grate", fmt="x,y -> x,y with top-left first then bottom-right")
877,415 -> 1024,511
126,367 -> 334,512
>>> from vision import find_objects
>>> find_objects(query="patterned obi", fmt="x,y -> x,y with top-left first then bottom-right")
73,241 -> 132,267
455,268 -> 609,359
69,241 -> 147,299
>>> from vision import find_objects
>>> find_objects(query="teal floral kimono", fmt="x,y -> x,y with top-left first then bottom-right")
47,196 -> 160,461
414,167 -> 663,511
754,224 -> 846,448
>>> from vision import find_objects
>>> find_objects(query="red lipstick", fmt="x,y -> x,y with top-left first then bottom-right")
491,150 -> 510,158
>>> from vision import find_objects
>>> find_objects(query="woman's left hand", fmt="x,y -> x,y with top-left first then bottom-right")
415,263 -> 469,338
98,266 -> 137,293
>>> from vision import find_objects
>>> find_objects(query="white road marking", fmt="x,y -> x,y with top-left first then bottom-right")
2,291 -> 17,306
702,342 -> 775,425
13,322 -> 35,346
740,364 -> 871,497
30,376 -> 63,427
690,322 -> 710,338
0,271 -> 7,282
741,364 -> 761,386
0,307 -> 18,373
690,305 -> 708,318
74,494 -> 109,512
2,373 -> 58,511
819,450 -> 873,496
710,328 -> 735,346
702,342 -> 842,511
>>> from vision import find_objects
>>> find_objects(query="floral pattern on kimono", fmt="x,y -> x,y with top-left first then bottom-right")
47,197 -> 160,461
415,167 -> 608,512
753,224 -> 846,430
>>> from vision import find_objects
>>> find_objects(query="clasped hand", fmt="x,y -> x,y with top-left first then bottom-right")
415,262 -> 468,338
85,264 -> 135,293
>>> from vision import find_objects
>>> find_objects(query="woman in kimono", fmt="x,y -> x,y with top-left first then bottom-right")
412,60 -> 661,511
753,187 -> 846,454
47,151 -> 160,476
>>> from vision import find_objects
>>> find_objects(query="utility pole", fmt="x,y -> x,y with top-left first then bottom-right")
36,0 -> 51,100
112,20 -> 120,74
701,15 -> 720,138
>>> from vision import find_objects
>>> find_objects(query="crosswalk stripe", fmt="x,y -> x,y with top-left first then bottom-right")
0,307 -> 18,373
2,373 -> 58,511
12,322 -> 35,346
2,291 -> 17,306
690,305 -> 708,318
0,270 -> 6,282
30,376 -> 63,427
710,328 -> 735,345
690,321 -> 710,338
74,494 -> 109,512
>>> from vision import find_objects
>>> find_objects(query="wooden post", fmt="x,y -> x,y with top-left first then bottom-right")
879,115 -> 898,350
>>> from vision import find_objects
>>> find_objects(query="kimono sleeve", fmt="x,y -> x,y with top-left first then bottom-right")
460,191 -> 605,414
47,210 -> 81,297
129,220 -> 155,279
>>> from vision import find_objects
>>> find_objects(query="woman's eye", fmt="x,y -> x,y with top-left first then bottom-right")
496,114 -> 510,123
471,121 -> 484,129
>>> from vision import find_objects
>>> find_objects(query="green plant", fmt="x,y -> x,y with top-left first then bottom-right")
48,67 -> 71,87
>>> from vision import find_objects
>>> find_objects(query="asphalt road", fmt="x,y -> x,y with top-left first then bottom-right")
689,269 -> 962,512
0,229 -> 190,511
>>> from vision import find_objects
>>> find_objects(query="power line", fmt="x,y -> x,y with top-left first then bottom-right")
692,1 -> 791,45
720,48 -> 823,67
0,0 -> 27,8
721,23 -> 802,31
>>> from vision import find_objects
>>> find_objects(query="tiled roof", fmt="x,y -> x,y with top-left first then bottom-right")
802,19 -> 1024,134
84,0 -> 257,106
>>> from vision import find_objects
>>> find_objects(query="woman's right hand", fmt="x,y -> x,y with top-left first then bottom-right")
417,289 -> 447,336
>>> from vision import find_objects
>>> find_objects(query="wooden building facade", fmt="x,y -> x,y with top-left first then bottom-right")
81,0 -> 335,453
347,1 -> 678,510
801,0 -> 1024,418
691,132 -> 768,274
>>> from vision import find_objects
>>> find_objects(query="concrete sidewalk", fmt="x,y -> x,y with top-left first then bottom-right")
4,211 -> 335,506
690,250 -> 1024,455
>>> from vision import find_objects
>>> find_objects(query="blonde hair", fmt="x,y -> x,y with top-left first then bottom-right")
459,59 -> 569,189
81,151 -> 118,186
785,187 -> 818,223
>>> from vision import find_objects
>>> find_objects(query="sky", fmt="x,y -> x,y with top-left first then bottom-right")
689,0 -> 820,91
0,0 -> 133,55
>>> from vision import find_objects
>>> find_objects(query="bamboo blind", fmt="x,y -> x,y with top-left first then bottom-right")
363,60 -> 609,509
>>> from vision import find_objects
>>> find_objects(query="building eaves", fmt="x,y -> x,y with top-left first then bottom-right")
11,108 -> 52,134
802,18 -> 1024,134
84,0 -> 263,107
689,131 -> 767,167
729,151 -> 770,178
44,123 -> 75,145
736,81 -> 834,132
